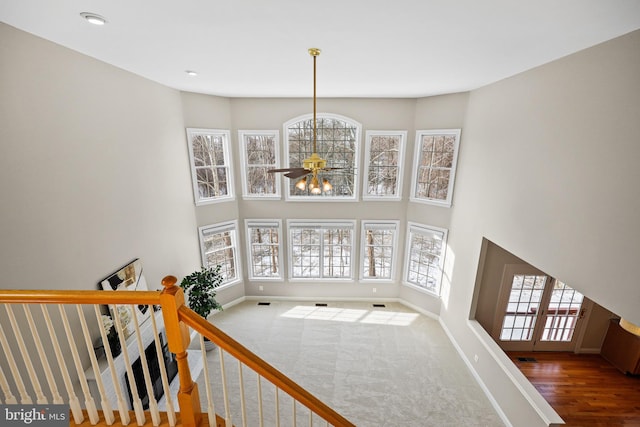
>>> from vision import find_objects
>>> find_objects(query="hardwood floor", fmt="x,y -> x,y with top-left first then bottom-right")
508,352 -> 640,426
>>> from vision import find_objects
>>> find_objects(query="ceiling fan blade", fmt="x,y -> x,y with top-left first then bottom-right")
267,167 -> 303,173
284,169 -> 311,179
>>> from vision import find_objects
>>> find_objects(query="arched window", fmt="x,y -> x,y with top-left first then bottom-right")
283,113 -> 361,200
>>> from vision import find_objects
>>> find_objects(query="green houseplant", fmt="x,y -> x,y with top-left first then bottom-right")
180,265 -> 223,349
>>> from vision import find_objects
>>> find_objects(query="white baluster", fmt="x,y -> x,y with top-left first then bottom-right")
93,305 -> 130,426
76,305 -> 115,425
308,410 -> 312,427
257,374 -> 264,427
22,304 -> 63,404
218,346 -> 233,427
0,319 -> 30,404
130,305 -> 160,426
5,305 -> 47,404
275,387 -> 280,427
292,399 -> 297,427
112,304 -> 145,426
41,305 -> 84,424
59,305 -> 99,424
150,309 -> 176,427
200,335 -> 216,427
0,362 -> 18,404
238,360 -> 247,427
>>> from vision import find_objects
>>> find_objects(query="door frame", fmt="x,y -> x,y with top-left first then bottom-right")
492,264 -> 590,352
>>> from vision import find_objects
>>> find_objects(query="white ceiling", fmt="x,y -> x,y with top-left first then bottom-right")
2,1 -> 640,98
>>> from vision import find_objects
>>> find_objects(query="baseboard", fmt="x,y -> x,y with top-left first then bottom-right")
243,295 -> 402,304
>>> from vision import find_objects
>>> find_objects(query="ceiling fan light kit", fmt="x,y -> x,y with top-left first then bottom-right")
268,47 -> 343,195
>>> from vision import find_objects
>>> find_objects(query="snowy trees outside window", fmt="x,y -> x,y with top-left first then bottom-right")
288,221 -> 355,279
199,221 -> 241,286
186,128 -> 234,205
360,221 -> 399,281
410,129 -> 461,207
284,114 -> 361,200
239,131 -> 280,199
363,131 -> 406,199
403,222 -> 448,295
246,220 -> 283,280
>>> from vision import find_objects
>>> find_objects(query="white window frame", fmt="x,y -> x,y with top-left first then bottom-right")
245,219 -> 284,281
238,130 -> 281,200
198,220 -> 242,287
359,220 -> 400,282
410,129 -> 461,207
287,220 -> 356,281
283,113 -> 361,202
362,131 -> 407,201
402,222 -> 448,296
186,128 -> 235,205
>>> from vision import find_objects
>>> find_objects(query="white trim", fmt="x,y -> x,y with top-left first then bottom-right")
237,130 -> 281,200
245,219 -> 285,281
402,221 -> 449,295
362,130 -> 407,201
409,129 -> 461,208
282,113 -> 361,202
186,128 -> 235,206
466,320 -> 564,426
359,220 -> 400,281
198,220 -> 243,286
286,219 -> 357,280
442,320 -> 514,427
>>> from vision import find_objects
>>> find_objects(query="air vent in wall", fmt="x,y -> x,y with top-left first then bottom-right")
372,304 -> 386,308
257,302 -> 271,306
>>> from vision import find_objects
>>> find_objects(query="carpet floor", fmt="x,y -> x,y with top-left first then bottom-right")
194,300 -> 503,427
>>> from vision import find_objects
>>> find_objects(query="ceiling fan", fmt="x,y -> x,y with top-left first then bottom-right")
268,48 -> 343,194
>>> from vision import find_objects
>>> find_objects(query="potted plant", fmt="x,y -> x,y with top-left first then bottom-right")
180,265 -> 224,350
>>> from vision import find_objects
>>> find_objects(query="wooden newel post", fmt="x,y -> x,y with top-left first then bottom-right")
160,275 -> 202,427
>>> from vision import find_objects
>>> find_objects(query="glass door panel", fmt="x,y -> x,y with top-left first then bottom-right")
499,274 -> 547,342
493,265 -> 586,352
535,281 -> 585,351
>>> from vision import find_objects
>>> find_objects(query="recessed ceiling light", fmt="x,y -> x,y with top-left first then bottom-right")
185,70 -> 198,76
80,12 -> 107,26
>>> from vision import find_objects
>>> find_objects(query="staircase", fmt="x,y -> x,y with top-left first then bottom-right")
0,276 -> 354,427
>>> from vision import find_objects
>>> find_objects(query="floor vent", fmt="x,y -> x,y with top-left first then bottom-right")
372,304 -> 386,308
315,303 -> 328,307
257,302 -> 271,306
517,357 -> 537,362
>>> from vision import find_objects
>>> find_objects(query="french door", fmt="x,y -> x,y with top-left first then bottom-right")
493,265 -> 586,352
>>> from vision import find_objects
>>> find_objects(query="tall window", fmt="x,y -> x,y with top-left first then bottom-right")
288,221 -> 355,279
363,131 -> 406,200
360,221 -> 399,281
186,128 -> 234,205
410,129 -> 461,207
284,114 -> 360,200
404,222 -> 448,295
199,221 -> 241,286
238,131 -> 280,199
245,220 -> 283,280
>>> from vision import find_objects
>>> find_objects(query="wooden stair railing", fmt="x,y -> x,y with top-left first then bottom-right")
0,276 -> 354,427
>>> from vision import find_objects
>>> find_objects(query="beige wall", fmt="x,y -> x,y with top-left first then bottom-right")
0,22 -> 201,398
0,23 -> 200,291
441,29 -> 640,426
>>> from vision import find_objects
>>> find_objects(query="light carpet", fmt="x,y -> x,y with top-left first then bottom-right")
193,300 -> 503,427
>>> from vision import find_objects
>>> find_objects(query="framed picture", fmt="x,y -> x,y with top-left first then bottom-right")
99,258 -> 151,337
